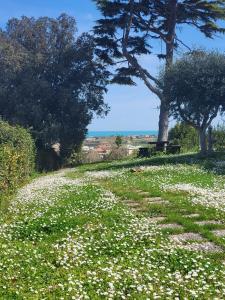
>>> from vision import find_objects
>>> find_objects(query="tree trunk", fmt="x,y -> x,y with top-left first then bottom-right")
158,101 -> 169,142
198,127 -> 208,155
157,0 -> 177,142
208,126 -> 213,154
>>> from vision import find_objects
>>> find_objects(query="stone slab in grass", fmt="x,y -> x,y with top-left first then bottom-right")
144,197 -> 163,202
146,198 -> 170,205
170,233 -> 204,244
184,213 -> 200,218
212,229 -> 225,237
131,207 -> 145,213
126,202 -> 141,208
195,220 -> 222,226
148,216 -> 166,223
150,201 -> 170,206
158,223 -> 183,230
138,191 -> 150,196
181,242 -> 223,253
135,189 -> 144,193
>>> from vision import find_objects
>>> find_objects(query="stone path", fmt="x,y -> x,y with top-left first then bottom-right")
122,189 -> 224,254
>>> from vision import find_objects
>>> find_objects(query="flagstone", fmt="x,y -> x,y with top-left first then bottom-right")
158,223 -> 183,230
148,216 -> 166,223
182,242 -> 223,253
212,229 -> 225,237
170,233 -> 204,243
195,220 -> 222,226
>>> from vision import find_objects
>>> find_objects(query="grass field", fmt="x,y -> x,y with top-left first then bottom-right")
1,153 -> 225,299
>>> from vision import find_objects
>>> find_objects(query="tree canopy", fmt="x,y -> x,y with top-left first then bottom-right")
163,51 -> 225,154
94,0 -> 225,141
0,14 -> 109,166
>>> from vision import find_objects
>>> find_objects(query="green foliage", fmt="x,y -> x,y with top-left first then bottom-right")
115,135 -> 122,148
94,0 -> 225,83
107,146 -> 128,161
0,14 -> 109,167
68,150 -> 101,166
163,51 -> 225,154
169,123 -> 199,152
94,0 -> 225,141
213,124 -> 225,151
0,121 -> 35,194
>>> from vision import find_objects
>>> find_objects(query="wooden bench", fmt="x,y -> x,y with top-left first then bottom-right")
138,147 -> 151,158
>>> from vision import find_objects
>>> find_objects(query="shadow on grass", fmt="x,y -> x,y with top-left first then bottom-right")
78,151 -> 225,175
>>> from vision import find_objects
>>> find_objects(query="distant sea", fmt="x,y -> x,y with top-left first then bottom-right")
87,130 -> 158,138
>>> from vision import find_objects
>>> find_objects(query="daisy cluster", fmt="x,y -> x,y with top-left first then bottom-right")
107,164 -> 211,193
85,170 -> 122,179
110,164 -> 225,212
163,182 -> 225,212
7,169 -> 83,214
0,167 -> 225,298
51,218 -> 225,299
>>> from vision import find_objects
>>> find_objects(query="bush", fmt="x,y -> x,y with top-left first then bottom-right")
0,121 -> 35,194
106,146 -> 128,161
68,150 -> 102,166
212,124 -> 225,151
169,122 -> 199,152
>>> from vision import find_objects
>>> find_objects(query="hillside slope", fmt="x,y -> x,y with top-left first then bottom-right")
1,154 -> 225,299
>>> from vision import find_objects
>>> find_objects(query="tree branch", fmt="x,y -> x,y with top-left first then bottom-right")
121,0 -> 163,99
177,106 -> 199,129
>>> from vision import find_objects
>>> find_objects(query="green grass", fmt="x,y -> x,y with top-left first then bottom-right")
1,153 -> 225,298
94,163 -> 225,254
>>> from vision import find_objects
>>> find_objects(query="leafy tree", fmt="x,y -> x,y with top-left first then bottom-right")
0,14 -> 109,169
115,135 -> 122,148
93,0 -> 225,142
169,122 -> 199,152
163,51 -> 225,155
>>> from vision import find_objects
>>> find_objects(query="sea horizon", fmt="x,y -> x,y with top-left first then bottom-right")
87,130 -> 158,138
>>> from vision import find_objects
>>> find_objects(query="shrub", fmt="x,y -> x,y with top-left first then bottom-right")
85,150 -> 102,164
68,150 -> 102,166
0,121 -> 35,194
106,146 -> 128,161
212,124 -> 225,151
169,122 -> 199,153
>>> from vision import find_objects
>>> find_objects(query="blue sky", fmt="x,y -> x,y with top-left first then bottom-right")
0,0 -> 224,131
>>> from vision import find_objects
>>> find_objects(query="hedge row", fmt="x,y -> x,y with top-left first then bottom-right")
0,121 -> 35,194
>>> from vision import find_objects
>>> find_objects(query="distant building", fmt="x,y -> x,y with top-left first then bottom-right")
96,145 -> 111,158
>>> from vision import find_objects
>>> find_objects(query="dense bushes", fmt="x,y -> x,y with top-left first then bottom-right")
0,121 -> 35,194
213,124 -> 225,151
169,122 -> 199,152
169,122 -> 225,153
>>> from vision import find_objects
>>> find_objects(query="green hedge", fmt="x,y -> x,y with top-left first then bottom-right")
0,121 -> 35,194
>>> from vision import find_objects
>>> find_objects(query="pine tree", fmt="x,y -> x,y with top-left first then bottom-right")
94,0 -> 225,141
